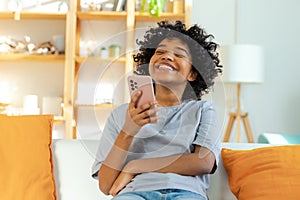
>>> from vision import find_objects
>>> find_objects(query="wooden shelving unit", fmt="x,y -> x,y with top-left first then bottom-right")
0,12 -> 66,63
75,56 -> 126,64
0,0 -> 191,139
0,11 -> 66,20
0,10 -> 69,135
71,0 -> 192,138
54,116 -> 65,124
75,103 -> 114,108
77,11 -> 127,20
0,54 -> 65,62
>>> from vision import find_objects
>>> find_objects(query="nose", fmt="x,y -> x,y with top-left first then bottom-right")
162,51 -> 174,61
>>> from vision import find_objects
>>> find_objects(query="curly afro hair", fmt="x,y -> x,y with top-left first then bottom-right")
133,20 -> 222,100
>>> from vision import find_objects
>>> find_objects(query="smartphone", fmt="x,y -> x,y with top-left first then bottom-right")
127,75 -> 156,107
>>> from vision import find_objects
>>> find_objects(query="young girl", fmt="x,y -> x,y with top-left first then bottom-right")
92,20 -> 223,200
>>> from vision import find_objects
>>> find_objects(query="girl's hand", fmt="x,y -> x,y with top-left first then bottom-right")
109,171 -> 134,196
122,90 -> 158,136
108,160 -> 138,196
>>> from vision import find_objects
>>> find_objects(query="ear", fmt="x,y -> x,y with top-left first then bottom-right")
187,70 -> 197,81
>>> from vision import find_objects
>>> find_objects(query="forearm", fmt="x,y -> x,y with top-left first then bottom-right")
124,146 -> 215,177
98,130 -> 134,195
98,96 -> 158,195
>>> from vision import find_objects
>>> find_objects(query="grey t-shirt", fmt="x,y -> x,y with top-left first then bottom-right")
91,100 -> 221,199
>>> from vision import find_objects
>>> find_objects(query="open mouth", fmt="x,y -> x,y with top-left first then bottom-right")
157,64 -> 176,71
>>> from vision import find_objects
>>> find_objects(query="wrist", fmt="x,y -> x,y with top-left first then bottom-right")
123,160 -> 139,175
118,130 -> 134,141
121,124 -> 141,136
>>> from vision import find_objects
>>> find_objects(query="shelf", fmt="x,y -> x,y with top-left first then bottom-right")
0,54 -> 65,62
54,116 -> 65,124
0,115 -> 64,124
135,12 -> 185,22
77,11 -> 127,21
75,103 -> 114,108
75,56 -> 126,64
0,11 -> 66,20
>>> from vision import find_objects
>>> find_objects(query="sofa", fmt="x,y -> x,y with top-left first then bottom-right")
3,115 -> 300,200
52,139 -> 275,200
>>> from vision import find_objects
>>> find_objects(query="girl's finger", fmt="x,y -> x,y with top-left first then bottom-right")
129,90 -> 142,109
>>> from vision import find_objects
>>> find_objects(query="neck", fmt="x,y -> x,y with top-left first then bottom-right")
155,84 -> 185,107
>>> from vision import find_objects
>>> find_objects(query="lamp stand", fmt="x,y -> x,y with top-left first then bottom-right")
223,83 -> 254,143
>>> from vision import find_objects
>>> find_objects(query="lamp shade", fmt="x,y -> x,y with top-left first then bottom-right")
219,44 -> 264,83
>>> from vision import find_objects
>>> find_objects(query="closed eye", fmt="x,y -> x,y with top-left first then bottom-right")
174,53 -> 186,58
155,49 -> 166,55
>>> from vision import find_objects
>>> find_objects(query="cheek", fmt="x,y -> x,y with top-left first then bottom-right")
149,54 -> 158,67
149,54 -> 158,65
148,58 -> 155,75
149,56 -> 154,65
182,61 -> 193,73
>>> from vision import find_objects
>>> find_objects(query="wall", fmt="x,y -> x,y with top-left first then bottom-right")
192,0 -> 300,142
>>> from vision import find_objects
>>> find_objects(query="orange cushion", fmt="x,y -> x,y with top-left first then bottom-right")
222,145 -> 300,200
0,115 -> 56,200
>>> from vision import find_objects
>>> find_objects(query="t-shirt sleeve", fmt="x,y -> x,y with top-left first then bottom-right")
192,101 -> 222,167
91,107 -> 124,179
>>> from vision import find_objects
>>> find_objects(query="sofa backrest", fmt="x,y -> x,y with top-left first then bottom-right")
52,139 -> 273,200
52,139 -> 111,200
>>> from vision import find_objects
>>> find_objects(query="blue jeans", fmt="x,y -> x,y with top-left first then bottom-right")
111,189 -> 206,200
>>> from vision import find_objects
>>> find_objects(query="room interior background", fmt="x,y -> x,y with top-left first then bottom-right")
193,0 -> 300,142
0,0 -> 299,142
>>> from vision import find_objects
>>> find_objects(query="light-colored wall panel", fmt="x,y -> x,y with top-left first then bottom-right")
191,0 -> 235,45
192,0 -> 300,142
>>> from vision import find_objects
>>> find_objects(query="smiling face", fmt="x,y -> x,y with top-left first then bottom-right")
149,38 -> 196,88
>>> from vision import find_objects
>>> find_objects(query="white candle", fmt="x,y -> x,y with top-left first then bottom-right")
23,95 -> 40,115
42,97 -> 62,116
0,82 -> 11,104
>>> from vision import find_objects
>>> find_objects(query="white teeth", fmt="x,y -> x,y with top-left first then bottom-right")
158,65 -> 174,71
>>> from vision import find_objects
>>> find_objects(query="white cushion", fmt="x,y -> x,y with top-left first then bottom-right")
52,139 -> 111,200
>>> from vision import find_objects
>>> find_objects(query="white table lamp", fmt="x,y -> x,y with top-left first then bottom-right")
219,44 -> 264,142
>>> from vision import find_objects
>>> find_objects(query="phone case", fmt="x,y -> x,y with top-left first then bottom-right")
127,75 -> 156,107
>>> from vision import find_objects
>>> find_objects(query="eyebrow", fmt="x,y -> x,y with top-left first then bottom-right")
157,44 -> 190,55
